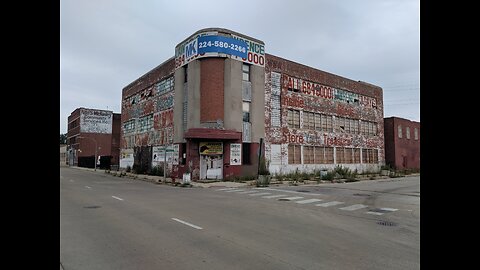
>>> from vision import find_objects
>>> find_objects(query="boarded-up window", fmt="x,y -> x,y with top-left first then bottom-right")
138,114 -> 153,133
303,111 -> 315,130
303,146 -> 314,164
336,117 -> 345,133
398,125 -> 403,138
336,147 -> 345,164
325,147 -> 334,163
353,148 -> 361,163
288,144 -> 301,164
406,126 -> 411,139
362,148 -> 368,163
345,148 -> 353,164
326,115 -> 333,132
314,113 -> 322,131
270,72 -> 281,127
314,146 -> 325,164
362,148 -> 377,164
288,109 -> 300,128
123,119 -> 136,134
414,127 -> 418,140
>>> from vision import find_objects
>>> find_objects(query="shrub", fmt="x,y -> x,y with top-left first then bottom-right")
322,171 -> 335,181
126,165 -> 131,173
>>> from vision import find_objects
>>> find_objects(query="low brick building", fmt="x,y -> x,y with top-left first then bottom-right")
67,108 -> 121,169
384,117 -> 420,170
120,28 -> 385,180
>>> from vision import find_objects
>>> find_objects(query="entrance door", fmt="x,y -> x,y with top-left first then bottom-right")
200,155 -> 223,180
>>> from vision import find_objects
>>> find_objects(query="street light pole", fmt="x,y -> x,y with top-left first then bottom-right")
78,136 -> 97,171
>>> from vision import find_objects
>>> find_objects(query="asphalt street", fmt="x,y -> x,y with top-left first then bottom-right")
60,167 -> 420,270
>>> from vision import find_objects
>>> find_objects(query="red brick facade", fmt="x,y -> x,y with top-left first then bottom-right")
200,58 -> 224,122
384,117 -> 420,170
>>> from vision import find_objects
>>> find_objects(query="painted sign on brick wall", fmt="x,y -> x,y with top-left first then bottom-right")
283,75 -> 377,109
80,109 -> 112,134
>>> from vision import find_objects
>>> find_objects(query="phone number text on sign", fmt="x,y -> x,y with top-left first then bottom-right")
197,35 -> 248,59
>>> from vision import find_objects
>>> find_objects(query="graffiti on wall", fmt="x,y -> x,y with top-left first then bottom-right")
80,109 -> 112,134
281,130 -> 382,148
154,109 -> 174,129
283,75 -> 377,109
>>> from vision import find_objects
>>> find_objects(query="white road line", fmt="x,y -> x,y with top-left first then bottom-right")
172,218 -> 203,230
255,187 -> 323,196
249,192 -> 271,196
216,188 -> 237,191
69,180 -> 74,182
236,190 -> 258,194
339,204 -> 368,211
316,201 -> 345,207
281,196 -> 304,201
112,196 -> 124,201
366,211 -> 384,215
295,198 -> 323,204
379,208 -> 398,212
85,186 -> 92,189
262,194 -> 289,199
224,189 -> 244,192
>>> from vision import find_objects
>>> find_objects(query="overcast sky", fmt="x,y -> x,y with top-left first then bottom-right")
60,0 -> 419,134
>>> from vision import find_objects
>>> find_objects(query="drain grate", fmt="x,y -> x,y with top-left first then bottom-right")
296,190 -> 310,193
84,206 -> 101,209
353,193 -> 371,197
377,221 -> 397,226
278,198 -> 290,201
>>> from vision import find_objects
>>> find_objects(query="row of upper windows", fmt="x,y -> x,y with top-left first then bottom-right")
123,114 -> 153,134
398,125 -> 419,140
288,109 -> 378,136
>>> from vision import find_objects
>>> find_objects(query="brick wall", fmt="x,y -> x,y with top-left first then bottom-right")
200,58 -> 225,122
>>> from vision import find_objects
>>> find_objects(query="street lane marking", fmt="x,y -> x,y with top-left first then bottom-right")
112,196 -> 124,201
366,208 -> 399,215
281,196 -> 304,201
172,218 -> 203,230
236,190 -> 258,194
379,208 -> 398,212
262,194 -> 289,199
316,201 -> 345,207
366,211 -> 384,215
85,186 -> 92,189
339,204 -> 368,211
217,188 -> 237,191
224,189 -> 244,192
295,198 -> 323,204
255,187 -> 323,196
249,192 -> 271,196
69,180 -> 74,182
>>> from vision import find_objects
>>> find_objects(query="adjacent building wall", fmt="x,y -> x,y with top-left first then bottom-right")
384,117 -> 420,170
264,54 -> 384,174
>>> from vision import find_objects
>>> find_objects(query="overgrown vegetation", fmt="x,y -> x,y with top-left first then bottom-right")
149,165 -> 164,176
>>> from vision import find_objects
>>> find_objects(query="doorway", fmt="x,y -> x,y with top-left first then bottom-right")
200,154 -> 223,180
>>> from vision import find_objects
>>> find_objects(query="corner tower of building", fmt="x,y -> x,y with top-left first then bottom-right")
173,28 -> 265,180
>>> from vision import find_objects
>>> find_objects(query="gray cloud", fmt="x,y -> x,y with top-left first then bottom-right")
60,0 -> 419,133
